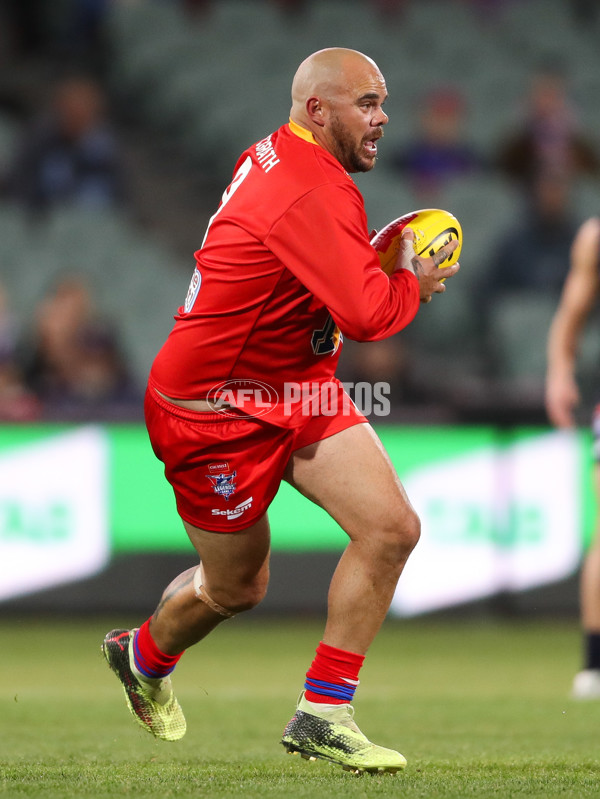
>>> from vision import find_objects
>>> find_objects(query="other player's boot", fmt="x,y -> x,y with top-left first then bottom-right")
281,692 -> 406,774
102,628 -> 186,741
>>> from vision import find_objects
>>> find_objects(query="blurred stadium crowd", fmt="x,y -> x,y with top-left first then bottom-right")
0,0 -> 599,424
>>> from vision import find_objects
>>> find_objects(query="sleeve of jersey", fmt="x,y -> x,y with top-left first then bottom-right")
265,182 -> 421,341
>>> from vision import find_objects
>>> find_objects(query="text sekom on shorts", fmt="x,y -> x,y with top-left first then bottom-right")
144,378 -> 368,532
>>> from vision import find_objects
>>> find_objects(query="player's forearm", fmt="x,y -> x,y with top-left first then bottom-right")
546,314 -> 580,379
330,268 -> 421,341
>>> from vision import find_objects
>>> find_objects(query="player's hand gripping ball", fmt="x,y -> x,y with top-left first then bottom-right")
370,208 -> 462,276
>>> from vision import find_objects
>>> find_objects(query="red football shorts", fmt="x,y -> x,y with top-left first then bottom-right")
144,379 -> 367,532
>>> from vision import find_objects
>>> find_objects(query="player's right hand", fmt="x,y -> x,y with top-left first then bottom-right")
397,230 -> 460,304
545,373 -> 579,429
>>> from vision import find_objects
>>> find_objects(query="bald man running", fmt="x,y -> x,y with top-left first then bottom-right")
102,47 -> 459,774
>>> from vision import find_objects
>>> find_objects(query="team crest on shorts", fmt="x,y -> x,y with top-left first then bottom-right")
206,462 -> 237,501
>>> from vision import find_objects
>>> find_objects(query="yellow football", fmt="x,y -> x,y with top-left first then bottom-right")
370,208 -> 462,276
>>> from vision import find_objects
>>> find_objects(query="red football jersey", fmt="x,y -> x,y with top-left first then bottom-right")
149,121 -> 420,427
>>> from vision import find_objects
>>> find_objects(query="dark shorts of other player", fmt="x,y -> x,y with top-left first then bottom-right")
144,380 -> 367,532
593,403 -> 600,463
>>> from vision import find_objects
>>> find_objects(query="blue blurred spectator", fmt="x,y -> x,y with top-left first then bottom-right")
389,86 -> 483,201
2,74 -> 126,212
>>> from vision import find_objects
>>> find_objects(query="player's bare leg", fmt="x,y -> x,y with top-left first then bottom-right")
102,516 -> 271,738
149,516 -> 271,653
280,421 -> 418,772
285,421 -> 420,654
572,464 -> 600,698
580,465 -> 600,631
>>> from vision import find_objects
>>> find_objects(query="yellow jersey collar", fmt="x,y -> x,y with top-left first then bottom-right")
288,118 -> 319,146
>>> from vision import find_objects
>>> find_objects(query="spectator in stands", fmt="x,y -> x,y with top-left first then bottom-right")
59,0 -> 110,71
484,172 -> 579,301
1,0 -> 110,70
2,74 -> 126,212
495,60 -> 600,194
181,0 -> 214,19
21,274 -> 140,418
0,282 -> 40,421
269,0 -> 309,16
368,0 -> 409,20
388,86 -> 483,201
569,0 -> 600,27
465,0 -> 520,23
475,171 -> 578,396
0,0 -> 50,60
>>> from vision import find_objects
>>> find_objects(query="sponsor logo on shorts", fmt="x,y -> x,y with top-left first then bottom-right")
208,462 -> 230,473
211,496 -> 253,520
206,464 -> 237,501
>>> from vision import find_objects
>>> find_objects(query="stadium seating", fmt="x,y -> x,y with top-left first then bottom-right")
104,0 -> 600,162
4,0 -> 598,416
0,112 -> 18,175
0,203 -> 190,389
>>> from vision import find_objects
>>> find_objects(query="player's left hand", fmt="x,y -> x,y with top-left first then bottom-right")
397,229 -> 460,304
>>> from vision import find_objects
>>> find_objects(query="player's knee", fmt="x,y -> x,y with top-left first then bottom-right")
195,564 -> 269,616
376,505 -> 421,564
227,588 -> 267,613
400,507 -> 421,555
219,574 -> 269,614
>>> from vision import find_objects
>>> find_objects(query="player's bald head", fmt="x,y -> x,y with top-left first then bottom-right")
290,48 -> 383,118
289,48 -> 388,173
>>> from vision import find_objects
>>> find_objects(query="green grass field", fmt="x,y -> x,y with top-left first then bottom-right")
1,616 -> 599,798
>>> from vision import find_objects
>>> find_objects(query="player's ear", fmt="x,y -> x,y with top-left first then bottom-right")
306,97 -> 326,127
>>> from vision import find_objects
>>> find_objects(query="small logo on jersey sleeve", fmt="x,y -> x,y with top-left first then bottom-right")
311,314 -> 342,356
184,267 -> 202,313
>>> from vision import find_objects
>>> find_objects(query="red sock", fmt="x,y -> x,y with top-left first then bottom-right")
304,641 -> 365,704
133,619 -> 184,678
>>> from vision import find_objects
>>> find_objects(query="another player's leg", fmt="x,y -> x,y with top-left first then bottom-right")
103,515 -> 271,738
281,422 -> 419,773
572,462 -> 600,699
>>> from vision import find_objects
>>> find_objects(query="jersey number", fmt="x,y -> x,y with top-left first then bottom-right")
200,156 -> 253,248
185,157 -> 253,313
